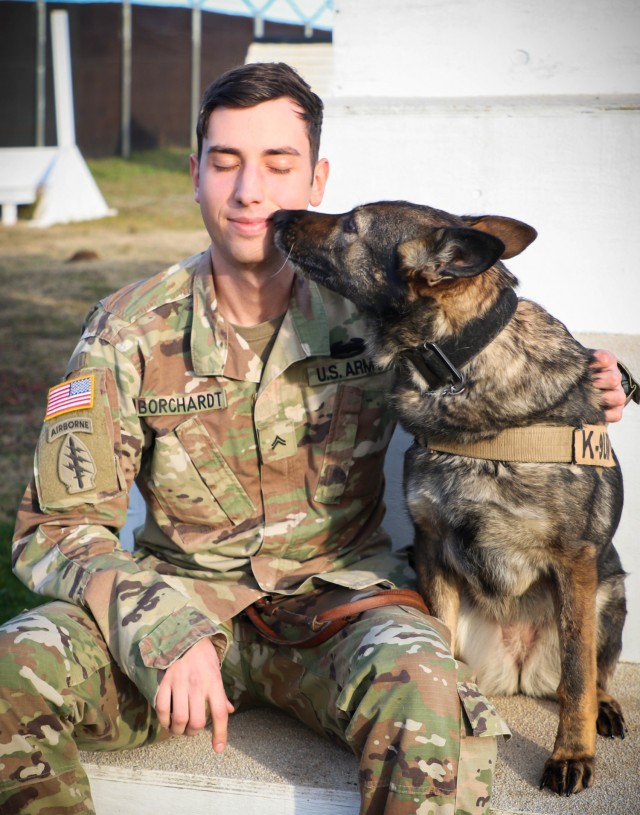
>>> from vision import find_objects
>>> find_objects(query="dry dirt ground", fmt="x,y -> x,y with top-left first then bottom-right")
0,150 -> 208,617
0,214 -> 209,525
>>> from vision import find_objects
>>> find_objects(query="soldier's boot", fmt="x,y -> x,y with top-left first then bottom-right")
0,601 -> 163,815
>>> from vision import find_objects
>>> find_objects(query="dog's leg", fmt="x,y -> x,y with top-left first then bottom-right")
422,569 -> 461,654
407,484 -> 463,651
540,542 -> 599,796
596,687 -> 625,738
595,578 -> 626,738
412,534 -> 462,652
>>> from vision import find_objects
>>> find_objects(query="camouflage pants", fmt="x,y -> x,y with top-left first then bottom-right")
0,600 -> 507,815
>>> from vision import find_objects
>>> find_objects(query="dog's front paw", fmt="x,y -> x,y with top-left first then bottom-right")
597,697 -> 626,739
539,756 -> 594,796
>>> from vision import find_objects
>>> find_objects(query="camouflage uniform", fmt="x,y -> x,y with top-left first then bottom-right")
0,251 -> 509,814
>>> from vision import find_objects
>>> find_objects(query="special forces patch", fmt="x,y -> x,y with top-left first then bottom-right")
57,429 -> 97,493
36,371 -> 120,510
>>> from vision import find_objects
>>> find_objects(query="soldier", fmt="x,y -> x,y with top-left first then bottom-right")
0,62 -> 626,815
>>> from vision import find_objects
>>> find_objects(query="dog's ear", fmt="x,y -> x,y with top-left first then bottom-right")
398,227 -> 505,288
460,215 -> 537,259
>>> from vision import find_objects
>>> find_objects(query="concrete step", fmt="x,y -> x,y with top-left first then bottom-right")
80,663 -> 639,815
84,766 -> 359,815
82,706 -> 360,815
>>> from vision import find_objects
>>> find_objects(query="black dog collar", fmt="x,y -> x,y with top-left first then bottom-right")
401,287 -> 519,393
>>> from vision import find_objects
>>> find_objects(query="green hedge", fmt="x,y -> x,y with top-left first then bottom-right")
0,522 -> 44,625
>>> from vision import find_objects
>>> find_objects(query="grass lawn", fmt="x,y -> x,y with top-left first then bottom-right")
0,523 -> 43,621
0,147 -> 209,624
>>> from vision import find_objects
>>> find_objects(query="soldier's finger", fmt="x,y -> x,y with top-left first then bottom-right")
164,675 -> 190,736
603,404 -> 624,423
184,690 -> 208,736
209,687 -> 232,753
155,675 -> 172,730
590,348 -> 618,373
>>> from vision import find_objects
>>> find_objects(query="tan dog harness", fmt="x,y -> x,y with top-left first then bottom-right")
427,423 -> 616,467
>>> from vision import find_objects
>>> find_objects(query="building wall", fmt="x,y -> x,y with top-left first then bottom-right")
321,0 -> 640,660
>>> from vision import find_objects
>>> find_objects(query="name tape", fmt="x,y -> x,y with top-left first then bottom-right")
135,390 -> 227,416
573,425 -> 615,467
308,356 -> 387,387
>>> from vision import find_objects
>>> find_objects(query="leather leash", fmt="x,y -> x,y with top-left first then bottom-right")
244,588 -> 430,648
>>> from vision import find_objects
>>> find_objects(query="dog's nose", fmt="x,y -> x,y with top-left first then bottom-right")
272,210 -> 285,224
272,210 -> 294,230
272,209 -> 310,230
272,209 -> 299,251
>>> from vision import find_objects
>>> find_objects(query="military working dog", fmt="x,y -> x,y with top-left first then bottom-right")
273,202 -> 627,796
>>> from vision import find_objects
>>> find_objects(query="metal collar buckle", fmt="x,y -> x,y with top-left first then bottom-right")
422,342 -> 466,395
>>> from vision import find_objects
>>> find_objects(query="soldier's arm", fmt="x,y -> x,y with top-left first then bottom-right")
12,315 -> 224,708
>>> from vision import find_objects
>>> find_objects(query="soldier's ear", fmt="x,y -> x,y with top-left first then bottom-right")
310,158 -> 330,207
189,153 -> 201,203
397,227 -> 505,290
460,215 -> 537,259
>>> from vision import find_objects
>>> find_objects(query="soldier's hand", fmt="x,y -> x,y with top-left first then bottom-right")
155,636 -> 234,753
591,349 -> 625,423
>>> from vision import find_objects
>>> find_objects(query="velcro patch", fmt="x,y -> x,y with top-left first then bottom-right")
135,390 -> 227,416
307,356 -> 385,387
48,417 -> 93,441
57,432 -> 98,493
573,425 -> 616,467
36,370 -> 120,510
45,375 -> 94,420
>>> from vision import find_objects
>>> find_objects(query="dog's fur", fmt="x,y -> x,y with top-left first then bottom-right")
273,201 -> 627,796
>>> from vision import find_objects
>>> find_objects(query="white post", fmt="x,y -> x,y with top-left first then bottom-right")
190,0 -> 201,153
35,0 -> 46,146
50,10 -> 76,148
2,204 -> 18,227
121,0 -> 132,158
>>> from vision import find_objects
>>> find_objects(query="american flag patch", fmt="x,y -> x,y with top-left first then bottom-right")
45,375 -> 94,420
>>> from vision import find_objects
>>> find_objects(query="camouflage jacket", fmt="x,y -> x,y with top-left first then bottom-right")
13,250 -> 404,705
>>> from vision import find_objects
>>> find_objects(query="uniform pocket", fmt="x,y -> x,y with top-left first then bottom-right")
149,415 -> 255,528
314,385 -> 362,504
314,384 -> 395,504
457,678 -> 511,738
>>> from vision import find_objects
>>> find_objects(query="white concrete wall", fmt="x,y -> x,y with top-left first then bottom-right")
321,0 -> 640,334
319,96 -> 639,334
318,0 -> 640,660
332,0 -> 639,98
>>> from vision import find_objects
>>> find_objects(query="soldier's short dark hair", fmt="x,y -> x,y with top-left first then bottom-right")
196,62 -> 324,168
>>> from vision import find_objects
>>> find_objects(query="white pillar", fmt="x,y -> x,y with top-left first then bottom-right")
121,0 -> 132,158
50,10 -> 76,148
190,0 -> 201,153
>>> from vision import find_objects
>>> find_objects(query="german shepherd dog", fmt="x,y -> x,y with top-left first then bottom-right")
273,202 -> 627,796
